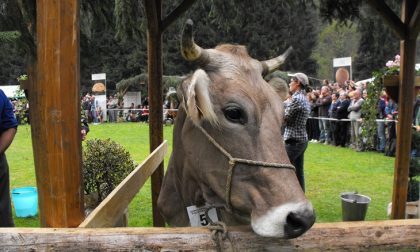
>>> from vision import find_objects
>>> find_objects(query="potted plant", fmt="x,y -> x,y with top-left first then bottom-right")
83,138 -> 136,226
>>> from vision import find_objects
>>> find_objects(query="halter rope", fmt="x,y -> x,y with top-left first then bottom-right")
194,123 -> 296,212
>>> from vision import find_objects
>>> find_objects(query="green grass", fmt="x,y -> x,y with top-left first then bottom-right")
305,143 -> 394,222
8,123 -> 394,227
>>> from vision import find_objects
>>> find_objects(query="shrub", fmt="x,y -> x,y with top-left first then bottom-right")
83,138 -> 136,204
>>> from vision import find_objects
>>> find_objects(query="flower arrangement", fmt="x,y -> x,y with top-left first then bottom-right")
385,55 -> 400,75
384,54 -> 420,76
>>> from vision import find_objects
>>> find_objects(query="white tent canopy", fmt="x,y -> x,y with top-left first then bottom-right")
0,85 -> 23,98
355,78 -> 374,87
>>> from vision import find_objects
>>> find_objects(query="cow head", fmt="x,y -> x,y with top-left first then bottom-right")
158,19 -> 315,239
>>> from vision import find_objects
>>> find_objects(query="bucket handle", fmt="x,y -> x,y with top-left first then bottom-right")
341,191 -> 358,203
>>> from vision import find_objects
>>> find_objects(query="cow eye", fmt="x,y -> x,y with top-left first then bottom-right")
223,106 -> 246,124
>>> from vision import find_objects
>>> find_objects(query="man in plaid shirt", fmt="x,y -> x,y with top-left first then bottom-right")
284,73 -> 310,192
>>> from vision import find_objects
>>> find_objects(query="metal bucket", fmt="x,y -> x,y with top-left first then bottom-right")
340,192 -> 371,221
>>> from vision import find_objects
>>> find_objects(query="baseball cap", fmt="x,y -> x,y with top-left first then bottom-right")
288,72 -> 309,86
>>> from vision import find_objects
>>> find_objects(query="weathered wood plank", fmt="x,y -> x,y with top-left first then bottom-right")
2,220 -> 420,251
79,141 -> 168,228
33,0 -> 84,227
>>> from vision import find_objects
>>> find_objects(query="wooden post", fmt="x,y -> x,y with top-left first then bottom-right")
143,0 -> 196,227
144,0 -> 165,227
32,0 -> 84,227
391,0 -> 418,219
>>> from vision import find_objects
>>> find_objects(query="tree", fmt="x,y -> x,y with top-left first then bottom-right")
353,2 -> 400,80
0,41 -> 25,85
312,21 -> 360,81
316,0 -> 402,81
0,1 -> 34,85
161,0 -> 319,76
80,0 -> 147,93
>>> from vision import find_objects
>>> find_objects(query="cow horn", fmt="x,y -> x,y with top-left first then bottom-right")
181,19 -> 210,65
261,46 -> 293,75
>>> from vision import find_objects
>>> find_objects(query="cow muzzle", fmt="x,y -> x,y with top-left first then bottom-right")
251,201 -> 315,238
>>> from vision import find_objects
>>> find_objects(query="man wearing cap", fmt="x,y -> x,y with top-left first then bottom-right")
0,89 -> 18,227
284,73 -> 311,192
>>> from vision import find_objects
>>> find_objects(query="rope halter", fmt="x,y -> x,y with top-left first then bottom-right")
194,123 -> 296,212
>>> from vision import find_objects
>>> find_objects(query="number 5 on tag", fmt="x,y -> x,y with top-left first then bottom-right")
187,205 -> 219,227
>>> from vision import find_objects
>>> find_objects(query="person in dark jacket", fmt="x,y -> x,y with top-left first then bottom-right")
413,89 -> 420,130
334,92 -> 350,147
0,89 -> 18,227
329,92 -> 340,145
306,91 -> 320,142
376,91 -> 387,152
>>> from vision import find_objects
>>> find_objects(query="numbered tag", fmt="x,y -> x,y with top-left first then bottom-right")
187,205 -> 219,227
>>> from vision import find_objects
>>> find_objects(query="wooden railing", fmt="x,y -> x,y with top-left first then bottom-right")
79,141 -> 168,228
1,220 -> 420,251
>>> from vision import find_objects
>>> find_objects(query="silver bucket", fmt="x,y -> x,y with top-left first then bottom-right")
340,192 -> 371,221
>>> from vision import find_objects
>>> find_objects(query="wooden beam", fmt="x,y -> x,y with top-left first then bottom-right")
1,220 -> 420,251
391,0 -> 418,219
143,0 -> 166,227
33,0 -> 84,227
161,0 -> 197,31
408,1 -> 420,39
366,0 -> 406,40
79,141 -> 168,228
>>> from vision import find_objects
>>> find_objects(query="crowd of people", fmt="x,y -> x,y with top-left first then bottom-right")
287,67 -> 420,157
81,93 -> 150,124
79,68 -> 420,159
272,69 -> 420,191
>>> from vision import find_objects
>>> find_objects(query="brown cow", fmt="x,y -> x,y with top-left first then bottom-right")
158,20 -> 315,238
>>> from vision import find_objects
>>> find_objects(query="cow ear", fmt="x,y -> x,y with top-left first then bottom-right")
178,69 -> 218,126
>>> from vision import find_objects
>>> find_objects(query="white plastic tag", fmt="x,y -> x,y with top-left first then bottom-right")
187,205 -> 219,227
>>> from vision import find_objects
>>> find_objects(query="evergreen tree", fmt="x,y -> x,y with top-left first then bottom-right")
80,0 -> 147,92
161,0 -> 319,76
0,42 -> 25,85
312,21 -> 360,80
353,2 -> 400,80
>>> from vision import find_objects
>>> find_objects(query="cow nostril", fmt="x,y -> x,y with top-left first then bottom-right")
286,212 -> 305,231
285,211 -> 315,239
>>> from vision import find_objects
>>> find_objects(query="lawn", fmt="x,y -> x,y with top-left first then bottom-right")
7,123 -> 394,227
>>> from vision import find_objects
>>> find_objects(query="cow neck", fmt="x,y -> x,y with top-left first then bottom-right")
193,122 -> 296,212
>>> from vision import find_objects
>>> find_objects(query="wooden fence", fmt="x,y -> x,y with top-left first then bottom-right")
1,220 -> 420,251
